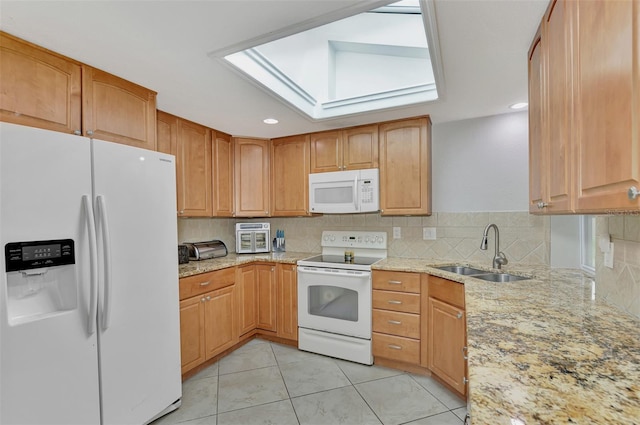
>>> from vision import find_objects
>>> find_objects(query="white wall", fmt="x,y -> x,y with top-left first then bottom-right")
431,111 -> 529,212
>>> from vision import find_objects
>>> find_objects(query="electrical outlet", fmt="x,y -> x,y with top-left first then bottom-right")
423,227 -> 436,240
604,242 -> 614,268
393,227 -> 401,239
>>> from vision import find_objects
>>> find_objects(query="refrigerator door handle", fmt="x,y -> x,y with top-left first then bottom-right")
83,195 -> 99,335
96,195 -> 112,331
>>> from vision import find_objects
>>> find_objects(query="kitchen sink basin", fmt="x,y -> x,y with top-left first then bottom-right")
434,265 -> 488,275
471,273 -> 530,282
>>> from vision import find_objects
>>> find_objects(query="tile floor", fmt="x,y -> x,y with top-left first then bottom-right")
153,338 -> 467,425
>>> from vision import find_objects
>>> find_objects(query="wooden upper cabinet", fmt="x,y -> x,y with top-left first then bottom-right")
177,118 -> 212,217
573,0 -> 639,211
212,131 -> 234,217
157,110 -> 178,156
271,135 -> 311,216
342,124 -> 379,170
234,138 -> 270,217
0,32 -> 82,134
543,0 -> 573,213
379,117 -> 432,216
528,27 -> 545,214
82,65 -> 157,150
309,125 -> 378,173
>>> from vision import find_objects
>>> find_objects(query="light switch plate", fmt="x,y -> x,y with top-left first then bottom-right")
423,227 -> 436,240
393,227 -> 401,239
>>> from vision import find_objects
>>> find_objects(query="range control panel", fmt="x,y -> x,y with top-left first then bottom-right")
321,231 -> 387,249
5,239 -> 75,272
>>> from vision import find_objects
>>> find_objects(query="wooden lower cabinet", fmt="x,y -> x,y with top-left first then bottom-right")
372,271 -> 422,366
179,284 -> 237,374
257,264 -> 277,331
276,264 -> 298,341
179,268 -> 237,374
236,265 -> 258,336
427,275 -> 467,397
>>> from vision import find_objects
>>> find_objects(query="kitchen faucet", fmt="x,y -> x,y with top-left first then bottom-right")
480,224 -> 508,269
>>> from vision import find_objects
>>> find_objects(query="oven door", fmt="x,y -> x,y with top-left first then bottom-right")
297,266 -> 371,339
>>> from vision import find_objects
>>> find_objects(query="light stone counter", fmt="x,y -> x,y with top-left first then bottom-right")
373,258 -> 640,424
181,255 -> 640,423
178,251 -> 313,278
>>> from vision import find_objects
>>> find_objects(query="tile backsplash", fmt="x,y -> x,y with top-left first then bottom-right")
595,215 -> 640,319
178,211 -> 550,266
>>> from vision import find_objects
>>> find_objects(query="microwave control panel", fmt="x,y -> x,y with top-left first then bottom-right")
5,239 -> 75,272
360,179 -> 375,205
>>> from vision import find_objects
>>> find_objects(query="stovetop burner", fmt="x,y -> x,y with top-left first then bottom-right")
300,254 -> 381,266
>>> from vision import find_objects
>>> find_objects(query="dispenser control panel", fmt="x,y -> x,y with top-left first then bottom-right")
5,239 -> 75,272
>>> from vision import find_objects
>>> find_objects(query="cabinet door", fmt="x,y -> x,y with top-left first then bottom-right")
256,264 -> 277,332
310,131 -> 342,172
544,0 -> 573,213
179,295 -> 205,374
528,28 -> 546,213
0,32 -> 82,135
204,285 -> 237,360
82,66 -> 157,150
271,135 -> 310,216
342,125 -> 378,170
277,264 -> 298,341
379,117 -> 432,215
428,298 -> 466,396
236,265 -> 257,336
156,110 -> 177,155
234,138 -> 270,216
212,131 -> 234,217
177,119 -> 212,217
574,0 -> 639,211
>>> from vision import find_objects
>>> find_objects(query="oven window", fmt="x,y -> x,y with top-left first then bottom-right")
308,285 -> 358,322
239,233 -> 252,250
255,232 -> 267,249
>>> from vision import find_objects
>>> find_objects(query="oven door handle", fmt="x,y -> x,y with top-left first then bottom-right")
297,266 -> 370,277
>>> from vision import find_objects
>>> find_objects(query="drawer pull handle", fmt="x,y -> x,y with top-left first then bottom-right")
388,300 -> 402,305
463,346 -> 468,360
457,312 -> 463,319
388,320 -> 402,325
199,281 -> 211,286
388,280 -> 402,285
388,344 -> 402,350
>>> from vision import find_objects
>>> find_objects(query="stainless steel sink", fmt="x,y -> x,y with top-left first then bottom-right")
471,273 -> 530,282
434,265 -> 488,275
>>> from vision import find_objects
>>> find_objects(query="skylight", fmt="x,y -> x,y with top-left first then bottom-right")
222,0 -> 441,120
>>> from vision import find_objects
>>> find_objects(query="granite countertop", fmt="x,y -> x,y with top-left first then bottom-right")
180,255 -> 640,423
178,251 -> 313,278
376,258 -> 640,424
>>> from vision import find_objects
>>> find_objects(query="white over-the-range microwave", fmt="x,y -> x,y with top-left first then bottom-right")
308,168 -> 380,214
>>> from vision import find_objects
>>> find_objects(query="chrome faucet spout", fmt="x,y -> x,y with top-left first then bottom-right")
480,224 -> 508,269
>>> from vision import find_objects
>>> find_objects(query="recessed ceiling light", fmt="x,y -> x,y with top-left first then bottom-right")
263,118 -> 279,124
509,102 -> 528,110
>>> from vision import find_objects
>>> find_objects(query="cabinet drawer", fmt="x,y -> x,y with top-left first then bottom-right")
372,290 -> 420,313
373,271 -> 420,293
373,332 -> 420,364
179,267 -> 235,300
428,275 -> 464,309
373,309 -> 420,339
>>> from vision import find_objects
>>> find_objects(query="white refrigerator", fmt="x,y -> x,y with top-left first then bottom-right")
0,123 -> 182,424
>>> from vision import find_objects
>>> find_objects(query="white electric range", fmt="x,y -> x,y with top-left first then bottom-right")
297,230 -> 387,365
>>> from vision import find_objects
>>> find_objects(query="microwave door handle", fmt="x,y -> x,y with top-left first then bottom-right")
354,175 -> 359,210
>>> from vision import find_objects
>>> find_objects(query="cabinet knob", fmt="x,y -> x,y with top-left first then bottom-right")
628,186 -> 640,200
206,295 -> 211,301
201,297 -> 206,303
537,201 -> 548,209
86,130 -> 94,136
462,346 -> 468,360
178,210 -> 184,215
456,312 -> 463,319
73,130 -> 81,136
462,377 -> 469,385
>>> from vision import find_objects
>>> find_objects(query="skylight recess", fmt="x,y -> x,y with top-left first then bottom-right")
222,0 -> 441,120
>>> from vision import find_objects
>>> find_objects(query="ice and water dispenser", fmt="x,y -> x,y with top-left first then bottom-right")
4,239 -> 77,325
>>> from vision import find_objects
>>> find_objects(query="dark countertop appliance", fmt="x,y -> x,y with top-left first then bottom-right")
183,240 -> 228,261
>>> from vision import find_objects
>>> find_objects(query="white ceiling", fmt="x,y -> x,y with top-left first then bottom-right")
0,0 -> 548,139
